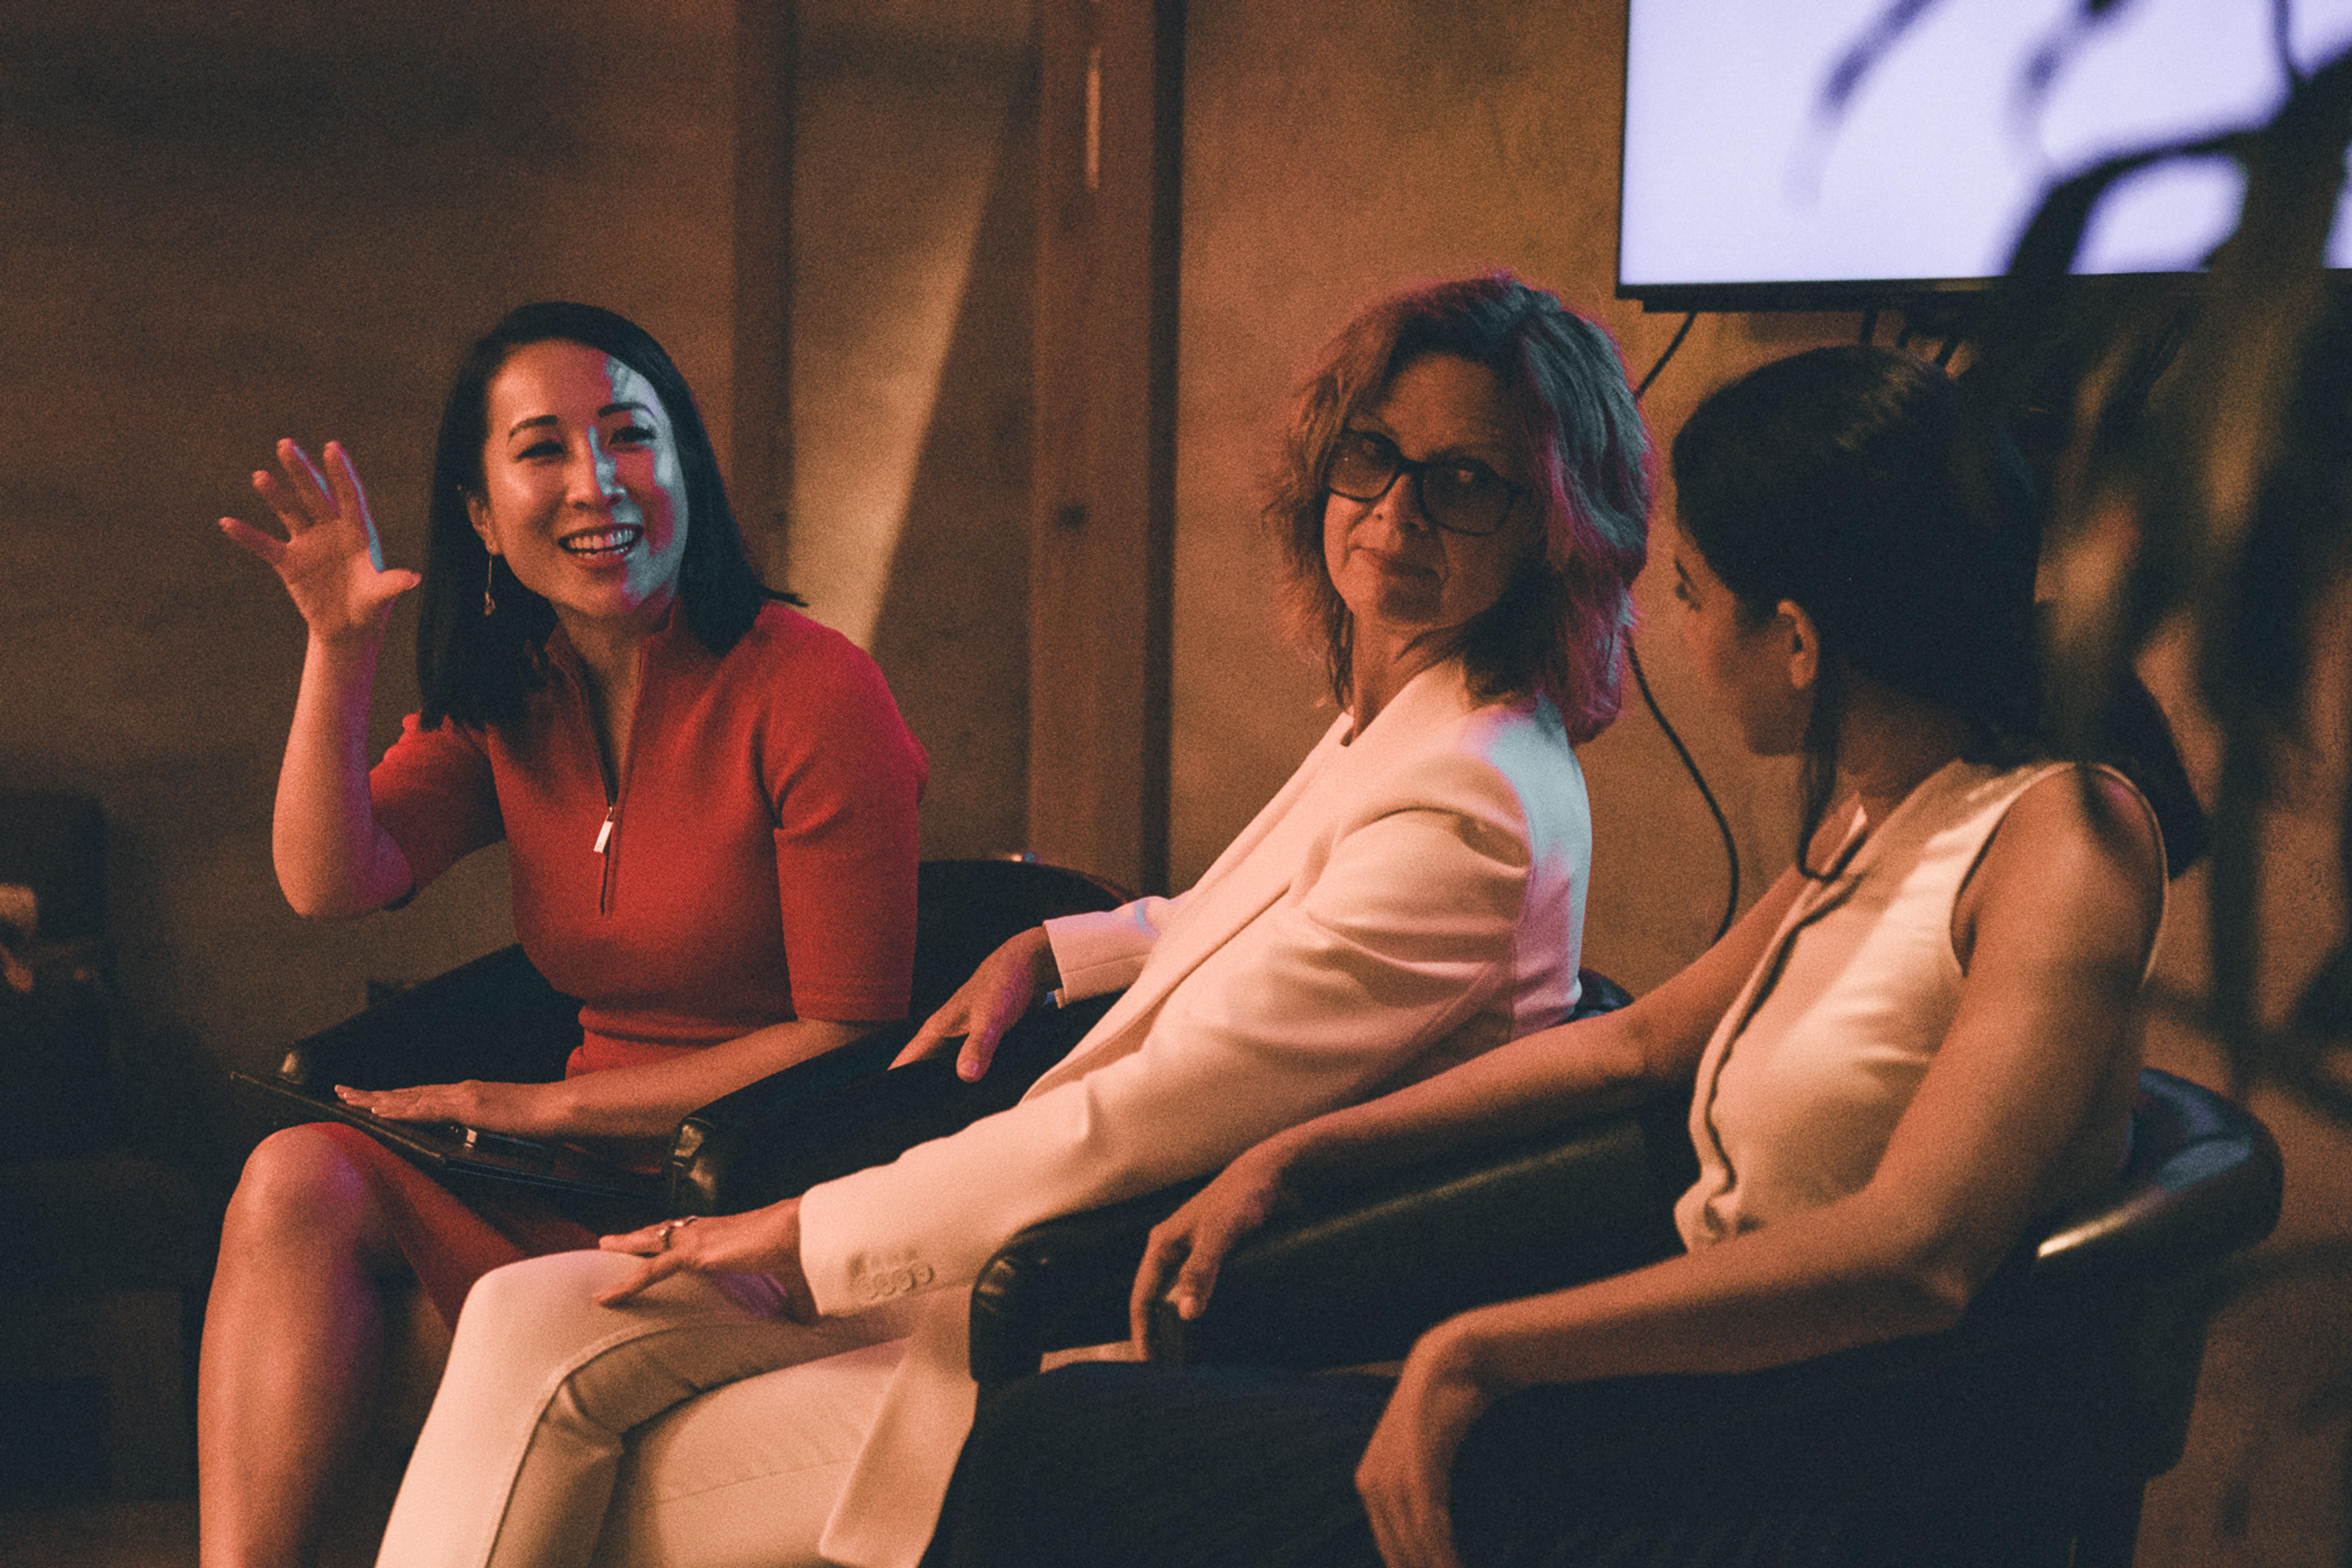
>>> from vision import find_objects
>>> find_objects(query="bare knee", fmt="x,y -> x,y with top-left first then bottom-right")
219,1126 -> 387,1268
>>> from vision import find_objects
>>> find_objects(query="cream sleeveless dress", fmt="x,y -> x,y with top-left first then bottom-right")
1676,759 -> 2160,1250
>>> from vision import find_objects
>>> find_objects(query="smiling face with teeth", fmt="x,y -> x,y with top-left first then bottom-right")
466,338 -> 691,641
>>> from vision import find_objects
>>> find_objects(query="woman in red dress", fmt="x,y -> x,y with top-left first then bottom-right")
206,302 -> 927,1568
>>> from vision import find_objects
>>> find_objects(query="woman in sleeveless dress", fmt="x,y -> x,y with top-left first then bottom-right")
919,343 -> 2189,1568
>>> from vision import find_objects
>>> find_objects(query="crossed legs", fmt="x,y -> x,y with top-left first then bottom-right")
198,1125 -> 426,1568
378,1250 -> 907,1568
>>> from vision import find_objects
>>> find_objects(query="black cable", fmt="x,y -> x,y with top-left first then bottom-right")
1635,311 -> 1698,401
1627,643 -> 1741,945
1625,318 -> 1741,946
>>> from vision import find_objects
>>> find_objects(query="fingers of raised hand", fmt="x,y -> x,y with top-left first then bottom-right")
217,516 -> 287,567
319,442 -> 391,566
248,445 -> 326,537
369,567 -> 424,606
277,439 -> 336,520
247,466 -> 312,540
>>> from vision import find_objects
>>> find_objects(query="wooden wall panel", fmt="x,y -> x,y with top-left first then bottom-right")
733,0 -> 794,577
1028,0 -> 1185,894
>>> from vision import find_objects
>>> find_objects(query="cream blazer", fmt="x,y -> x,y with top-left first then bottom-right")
797,662 -> 1592,1568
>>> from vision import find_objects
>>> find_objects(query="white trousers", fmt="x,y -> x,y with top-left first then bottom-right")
377,1250 -> 914,1568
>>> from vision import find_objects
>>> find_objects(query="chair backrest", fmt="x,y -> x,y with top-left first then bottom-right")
911,858 -> 1129,1019
0,794 -> 115,1156
276,944 -> 584,1091
2030,1068 -> 2283,1281
0,792 -> 105,945
278,856 -> 1128,1095
1959,1067 -> 2284,1487
662,858 -> 1128,1214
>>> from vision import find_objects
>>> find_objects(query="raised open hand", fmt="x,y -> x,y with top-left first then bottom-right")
219,439 -> 421,643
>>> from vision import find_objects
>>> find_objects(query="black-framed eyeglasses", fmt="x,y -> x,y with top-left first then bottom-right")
1325,429 -> 1527,538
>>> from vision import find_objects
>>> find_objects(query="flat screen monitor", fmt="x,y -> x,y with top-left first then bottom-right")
1618,0 -> 2352,310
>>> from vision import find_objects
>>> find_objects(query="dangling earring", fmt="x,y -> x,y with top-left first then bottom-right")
483,556 -> 498,617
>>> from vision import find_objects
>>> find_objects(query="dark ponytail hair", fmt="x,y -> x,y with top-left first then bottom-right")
415,301 -> 797,731
1673,344 -> 2208,879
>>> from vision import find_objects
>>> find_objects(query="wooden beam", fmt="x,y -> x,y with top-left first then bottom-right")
1029,0 -> 1185,894
733,0 -> 794,579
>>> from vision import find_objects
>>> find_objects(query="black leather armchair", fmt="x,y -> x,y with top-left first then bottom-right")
251,856 -> 1128,1216
966,1067 -> 2280,1568
968,968 -> 1645,1383
1,792 -> 211,1497
664,856 -> 1129,1212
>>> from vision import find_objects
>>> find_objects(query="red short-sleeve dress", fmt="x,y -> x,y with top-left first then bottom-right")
317,602 -> 926,1322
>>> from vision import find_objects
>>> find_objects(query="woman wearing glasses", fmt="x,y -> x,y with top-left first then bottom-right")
922,345 -> 2182,1568
375,273 -> 1650,1568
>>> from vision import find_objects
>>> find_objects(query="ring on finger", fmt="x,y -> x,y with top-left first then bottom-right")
655,1215 -> 699,1251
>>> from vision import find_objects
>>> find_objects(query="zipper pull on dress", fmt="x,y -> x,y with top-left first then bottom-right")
593,805 -> 616,855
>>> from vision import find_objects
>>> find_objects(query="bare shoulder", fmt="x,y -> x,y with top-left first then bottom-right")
1956,766 -> 2165,973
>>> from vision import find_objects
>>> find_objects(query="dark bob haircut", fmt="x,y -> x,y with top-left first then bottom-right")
416,301 -> 793,731
1266,273 -> 1653,742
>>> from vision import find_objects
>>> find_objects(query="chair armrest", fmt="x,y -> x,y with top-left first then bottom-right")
2030,1068 -> 2283,1283
967,968 -> 1653,1385
968,1093 -> 1694,1387
969,1065 -> 2285,1427
967,1178 -> 1207,1387
1154,1093 -> 1694,1372
660,855 -> 1128,1213
274,944 -> 582,1091
665,993 -> 1117,1215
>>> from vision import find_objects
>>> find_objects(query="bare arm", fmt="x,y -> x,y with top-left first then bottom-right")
1130,864 -> 1807,1341
1354,770 -> 2164,1568
334,1014 -> 883,1138
221,440 -> 420,918
273,632 -> 415,917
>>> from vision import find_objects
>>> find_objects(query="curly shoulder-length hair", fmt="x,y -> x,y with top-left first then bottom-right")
1266,273 -> 1652,742
416,301 -> 796,731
